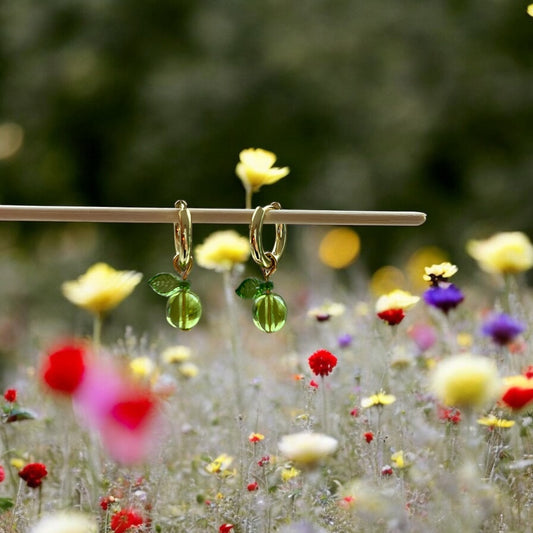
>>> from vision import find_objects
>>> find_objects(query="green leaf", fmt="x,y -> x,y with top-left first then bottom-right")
0,498 -> 13,513
148,273 -> 186,296
235,278 -> 261,299
4,408 -> 37,423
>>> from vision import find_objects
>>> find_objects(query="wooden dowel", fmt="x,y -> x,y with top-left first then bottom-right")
0,205 -> 426,226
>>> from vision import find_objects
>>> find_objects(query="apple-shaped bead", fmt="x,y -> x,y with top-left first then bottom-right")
252,293 -> 287,333
166,289 -> 202,330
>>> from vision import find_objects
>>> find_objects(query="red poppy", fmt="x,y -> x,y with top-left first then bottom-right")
308,349 -> 338,377
220,525 -> 234,533
377,309 -> 405,326
501,375 -> 533,410
110,394 -> 155,431
110,509 -> 143,533
18,463 -> 48,488
364,431 -> 374,443
437,406 -> 461,424
247,481 -> 259,491
41,344 -> 86,395
3,389 -> 16,403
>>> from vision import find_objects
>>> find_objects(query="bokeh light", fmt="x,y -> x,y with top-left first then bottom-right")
405,246 -> 449,291
0,122 -> 24,160
318,228 -> 360,269
369,266 -> 406,296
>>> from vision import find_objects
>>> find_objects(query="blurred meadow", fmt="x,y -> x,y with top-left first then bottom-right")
1,2 -> 533,532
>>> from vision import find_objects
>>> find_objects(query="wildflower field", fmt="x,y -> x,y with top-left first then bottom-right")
2,152 -> 533,532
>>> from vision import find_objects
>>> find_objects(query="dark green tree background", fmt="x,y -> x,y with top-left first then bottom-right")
1,0 -> 533,270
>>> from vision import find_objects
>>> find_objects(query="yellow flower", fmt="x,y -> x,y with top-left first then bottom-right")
195,230 -> 250,272
31,512 -> 97,533
236,148 -> 289,193
361,391 -> 397,408
375,290 -> 420,314
10,458 -> 25,469
278,432 -> 338,464
62,263 -> 142,315
528,4 -> 533,17
161,345 -> 192,364
391,450 -> 406,469
466,232 -> 533,275
307,302 -> 345,320
129,356 -> 156,379
280,466 -> 300,482
431,354 -> 501,408
477,415 -> 515,429
423,262 -> 458,282
206,453 -> 234,474
178,362 -> 199,379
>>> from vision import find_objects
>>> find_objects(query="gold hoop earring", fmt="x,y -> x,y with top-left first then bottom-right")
236,202 -> 288,333
148,200 -> 202,330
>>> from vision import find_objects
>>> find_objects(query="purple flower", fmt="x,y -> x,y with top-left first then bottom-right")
481,313 -> 525,346
423,283 -> 464,314
338,333 -> 353,349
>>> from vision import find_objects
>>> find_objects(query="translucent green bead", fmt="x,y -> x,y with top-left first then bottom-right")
166,289 -> 202,330
252,293 -> 287,333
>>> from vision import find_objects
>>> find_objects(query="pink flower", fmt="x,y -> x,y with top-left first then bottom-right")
0,465 -> 5,483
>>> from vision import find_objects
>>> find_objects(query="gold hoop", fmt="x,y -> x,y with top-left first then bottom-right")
250,202 -> 286,278
173,200 -> 193,279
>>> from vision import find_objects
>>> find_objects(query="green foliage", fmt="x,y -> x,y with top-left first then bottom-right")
1,2 -> 533,267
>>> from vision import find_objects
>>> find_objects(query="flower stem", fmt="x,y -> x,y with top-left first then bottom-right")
223,270 -> 244,416
320,376 -> 328,433
93,313 -> 103,354
245,188 -> 253,210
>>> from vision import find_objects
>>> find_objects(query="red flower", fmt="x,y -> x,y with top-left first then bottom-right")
100,495 -> 117,511
364,431 -> 374,443
220,525 -> 234,533
309,380 -> 319,389
110,509 -> 143,533
3,389 -> 16,403
18,463 -> 48,488
257,456 -> 270,467
350,407 -> 359,417
500,375 -> 533,410
41,344 -> 86,395
381,465 -> 393,476
377,309 -> 405,326
524,366 -> 533,379
0,465 -> 5,483
438,406 -> 461,424
247,481 -> 259,491
308,349 -> 338,377
110,394 -> 155,430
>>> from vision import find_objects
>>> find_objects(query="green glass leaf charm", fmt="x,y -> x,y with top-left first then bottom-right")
235,278 -> 262,299
148,273 -> 186,296
166,288 -> 202,330
252,293 -> 287,333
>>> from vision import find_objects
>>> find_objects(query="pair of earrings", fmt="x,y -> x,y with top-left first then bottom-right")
148,201 -> 288,333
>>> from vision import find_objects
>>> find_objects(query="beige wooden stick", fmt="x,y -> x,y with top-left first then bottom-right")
0,205 -> 426,226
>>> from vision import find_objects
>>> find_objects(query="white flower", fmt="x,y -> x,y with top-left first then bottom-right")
278,432 -> 338,464
31,512 -> 97,533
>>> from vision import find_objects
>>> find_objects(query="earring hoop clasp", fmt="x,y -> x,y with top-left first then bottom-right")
173,200 -> 193,279
250,202 -> 286,279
